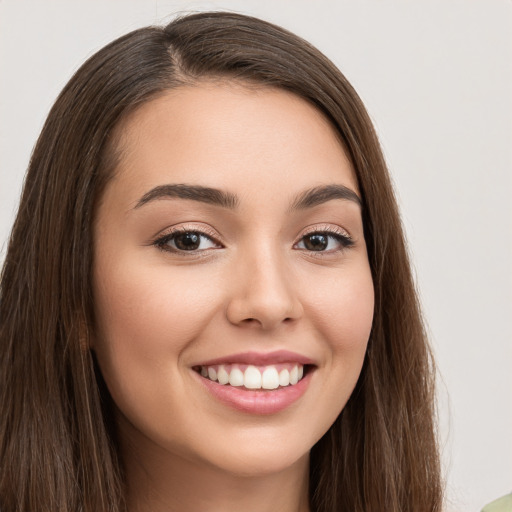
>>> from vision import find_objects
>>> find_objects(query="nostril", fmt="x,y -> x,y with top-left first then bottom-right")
225,291 -> 303,329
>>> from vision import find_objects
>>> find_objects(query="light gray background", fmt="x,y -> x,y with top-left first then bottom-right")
1,1 -> 511,510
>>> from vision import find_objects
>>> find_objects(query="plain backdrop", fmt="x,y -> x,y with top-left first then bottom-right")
1,1 -> 511,511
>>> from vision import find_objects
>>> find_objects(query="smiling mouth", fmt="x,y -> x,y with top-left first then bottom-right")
193,363 -> 312,390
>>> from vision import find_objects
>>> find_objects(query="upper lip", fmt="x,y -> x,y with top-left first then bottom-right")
194,350 -> 316,367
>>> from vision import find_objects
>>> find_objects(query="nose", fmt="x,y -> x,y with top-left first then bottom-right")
225,247 -> 303,330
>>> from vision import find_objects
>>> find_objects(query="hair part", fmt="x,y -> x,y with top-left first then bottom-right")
0,11 -> 442,512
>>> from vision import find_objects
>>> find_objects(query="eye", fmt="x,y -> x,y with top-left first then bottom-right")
154,229 -> 221,253
295,230 -> 353,252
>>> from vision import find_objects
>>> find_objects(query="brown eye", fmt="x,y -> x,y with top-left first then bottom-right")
303,234 -> 328,251
174,232 -> 201,250
295,231 -> 354,252
155,231 -> 220,253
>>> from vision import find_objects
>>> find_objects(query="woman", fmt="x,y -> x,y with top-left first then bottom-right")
0,11 -> 442,512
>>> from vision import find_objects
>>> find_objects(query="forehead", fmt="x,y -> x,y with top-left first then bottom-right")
108,82 -> 358,206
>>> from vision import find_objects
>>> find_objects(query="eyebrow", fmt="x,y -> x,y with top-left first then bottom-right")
133,183 -> 361,211
134,184 -> 239,210
289,184 -> 362,211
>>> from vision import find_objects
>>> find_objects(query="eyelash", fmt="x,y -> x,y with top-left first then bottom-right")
153,226 -> 221,254
295,226 -> 354,254
152,225 -> 354,255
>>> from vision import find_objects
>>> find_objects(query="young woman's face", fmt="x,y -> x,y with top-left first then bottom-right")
92,83 -> 374,476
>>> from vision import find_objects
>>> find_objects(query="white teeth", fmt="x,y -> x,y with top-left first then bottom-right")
278,369 -> 290,387
244,366 -> 262,389
262,367 -> 279,389
217,365 -> 229,385
289,365 -> 299,385
200,363 -> 305,389
229,368 -> 244,387
207,367 -> 217,381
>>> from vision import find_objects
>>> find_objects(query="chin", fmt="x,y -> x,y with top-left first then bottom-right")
205,443 -> 310,478
176,423 -> 316,479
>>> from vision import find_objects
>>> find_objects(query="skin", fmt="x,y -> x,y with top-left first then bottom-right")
92,82 -> 374,512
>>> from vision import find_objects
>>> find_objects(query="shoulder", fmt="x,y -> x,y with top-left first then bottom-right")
482,493 -> 512,512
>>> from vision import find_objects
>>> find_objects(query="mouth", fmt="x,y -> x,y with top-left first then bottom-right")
192,362 -> 311,390
192,351 -> 316,414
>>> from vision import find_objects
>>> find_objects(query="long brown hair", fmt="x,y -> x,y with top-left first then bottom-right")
0,11 -> 442,511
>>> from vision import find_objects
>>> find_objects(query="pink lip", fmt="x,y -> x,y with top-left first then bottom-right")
194,350 -> 315,367
194,369 -> 313,415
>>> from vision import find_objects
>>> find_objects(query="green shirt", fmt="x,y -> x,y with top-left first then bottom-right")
482,493 -> 512,512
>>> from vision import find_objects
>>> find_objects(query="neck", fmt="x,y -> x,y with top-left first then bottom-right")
121,426 -> 310,512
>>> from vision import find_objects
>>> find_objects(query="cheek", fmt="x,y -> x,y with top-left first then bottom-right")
91,253 -> 223,398
306,263 -> 374,353
281,259 -> 374,441
302,259 -> 374,405
94,255 -> 220,345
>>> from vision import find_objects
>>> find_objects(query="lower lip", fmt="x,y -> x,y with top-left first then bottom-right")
194,369 -> 313,415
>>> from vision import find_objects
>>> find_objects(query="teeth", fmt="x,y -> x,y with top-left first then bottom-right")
244,366 -> 262,389
208,367 -> 217,381
278,369 -> 290,387
289,366 -> 298,385
229,368 -> 244,387
217,365 -> 229,385
199,363 -> 305,389
261,367 -> 279,389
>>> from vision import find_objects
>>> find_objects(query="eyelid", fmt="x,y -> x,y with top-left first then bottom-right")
150,222 -> 354,255
293,223 -> 355,255
299,223 -> 352,240
155,223 -> 221,241
151,223 -> 224,251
